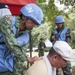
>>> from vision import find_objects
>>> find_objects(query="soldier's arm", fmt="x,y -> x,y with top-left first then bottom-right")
0,16 -> 27,61
44,42 -> 46,48
50,31 -> 56,42
66,28 -> 71,43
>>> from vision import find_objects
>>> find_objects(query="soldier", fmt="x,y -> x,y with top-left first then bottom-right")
50,15 -> 72,75
0,3 -> 43,75
38,38 -> 46,57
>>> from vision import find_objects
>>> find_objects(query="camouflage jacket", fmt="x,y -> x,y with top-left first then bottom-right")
0,15 -> 29,72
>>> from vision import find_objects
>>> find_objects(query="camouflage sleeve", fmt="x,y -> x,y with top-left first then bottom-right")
50,31 -> 55,42
0,16 -> 27,62
66,28 -> 71,39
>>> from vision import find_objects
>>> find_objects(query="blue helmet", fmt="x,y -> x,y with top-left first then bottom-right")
20,3 -> 44,25
54,15 -> 65,24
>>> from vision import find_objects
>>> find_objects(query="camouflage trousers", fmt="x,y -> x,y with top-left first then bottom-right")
38,50 -> 44,57
57,62 -> 72,75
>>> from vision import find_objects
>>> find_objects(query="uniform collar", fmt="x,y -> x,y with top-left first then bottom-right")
15,17 -> 26,37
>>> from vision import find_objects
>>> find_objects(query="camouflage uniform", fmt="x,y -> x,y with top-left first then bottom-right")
0,16 -> 28,75
62,62 -> 72,75
38,38 -> 46,57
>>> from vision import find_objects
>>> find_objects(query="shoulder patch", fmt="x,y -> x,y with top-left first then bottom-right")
5,16 -> 11,20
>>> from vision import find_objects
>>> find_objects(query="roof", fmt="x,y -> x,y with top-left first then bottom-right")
0,0 -> 36,15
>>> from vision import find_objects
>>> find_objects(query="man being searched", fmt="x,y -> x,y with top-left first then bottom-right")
24,41 -> 75,75
0,3 -> 43,75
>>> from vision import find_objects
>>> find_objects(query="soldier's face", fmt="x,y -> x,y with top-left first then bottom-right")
21,15 -> 36,30
25,19 -> 36,29
56,23 -> 63,29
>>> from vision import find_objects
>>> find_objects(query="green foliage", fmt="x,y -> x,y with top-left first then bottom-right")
58,0 -> 75,6
27,0 -> 75,48
36,0 -> 67,30
69,20 -> 75,49
31,23 -> 50,46
66,7 -> 75,49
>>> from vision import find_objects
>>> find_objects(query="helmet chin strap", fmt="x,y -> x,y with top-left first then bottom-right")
22,18 -> 33,30
21,17 -> 29,30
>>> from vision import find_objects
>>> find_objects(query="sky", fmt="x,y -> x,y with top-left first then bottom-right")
46,0 -> 65,10
54,0 -> 72,12
54,0 -> 65,10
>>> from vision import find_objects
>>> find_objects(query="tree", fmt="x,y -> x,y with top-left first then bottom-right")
58,0 -> 75,6
26,0 -> 75,49
30,0 -> 69,47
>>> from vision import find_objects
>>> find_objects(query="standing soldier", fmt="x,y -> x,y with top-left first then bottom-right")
0,3 -> 43,75
50,15 -> 72,75
38,38 -> 46,57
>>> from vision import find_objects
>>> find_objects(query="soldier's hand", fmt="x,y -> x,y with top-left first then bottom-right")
52,36 -> 56,40
27,56 -> 42,64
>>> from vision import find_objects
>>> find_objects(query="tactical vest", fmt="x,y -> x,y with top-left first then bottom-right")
10,16 -> 29,46
53,27 -> 68,41
0,16 -> 29,72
